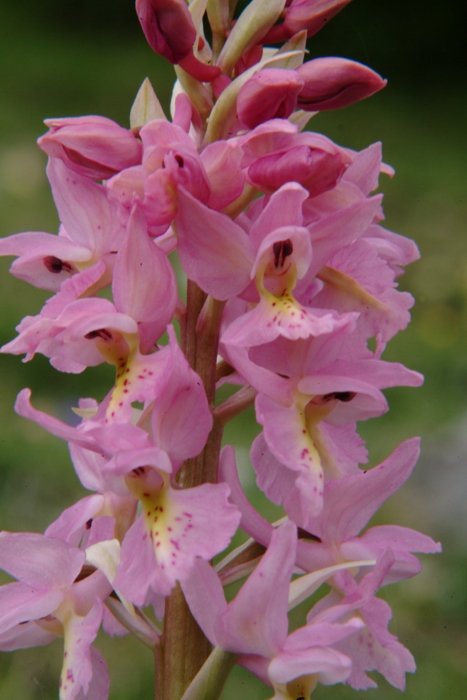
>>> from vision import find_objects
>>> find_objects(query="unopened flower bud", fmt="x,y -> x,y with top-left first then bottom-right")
297,57 -> 387,111
237,68 -> 304,128
38,116 -> 142,180
247,144 -> 347,196
136,0 -> 220,82
263,0 -> 352,43
136,0 -> 196,64
285,0 -> 352,37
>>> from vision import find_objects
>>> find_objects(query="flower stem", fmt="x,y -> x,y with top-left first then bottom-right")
180,646 -> 239,700
158,284 -> 227,699
156,584 -> 213,700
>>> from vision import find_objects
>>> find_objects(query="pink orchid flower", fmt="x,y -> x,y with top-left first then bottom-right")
107,119 -> 244,236
0,532 -> 111,700
0,159 -> 124,292
221,440 -> 441,586
183,521 -> 364,698
310,549 -> 416,690
223,320 -> 422,515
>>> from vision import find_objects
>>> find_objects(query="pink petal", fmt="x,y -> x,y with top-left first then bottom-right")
248,183 -> 309,249
218,445 -> 273,547
309,438 -> 421,543
181,559 -> 228,646
47,158 -> 123,255
174,188 -> 255,300
216,522 -> 296,658
200,141 -> 245,211
150,328 -> 213,462
59,599 -> 105,700
116,482 -> 240,600
268,646 -> 352,686
0,532 -> 85,589
307,195 -> 383,278
0,582 -> 64,635
45,495 -> 105,546
0,620 -> 56,651
112,205 -> 177,352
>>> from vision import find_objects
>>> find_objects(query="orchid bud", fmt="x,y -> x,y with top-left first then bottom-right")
136,0 -> 220,82
247,144 -> 347,196
38,116 -> 142,180
263,0 -> 352,43
136,0 -> 196,64
237,68 -> 304,128
297,57 -> 387,111
285,0 -> 352,37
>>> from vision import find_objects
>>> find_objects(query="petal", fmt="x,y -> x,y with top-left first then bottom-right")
308,438 -> 421,543
216,522 -> 296,657
47,158 -> 123,255
174,188 -> 255,300
218,445 -> 273,547
45,495 -> 105,546
249,183 -> 309,249
116,482 -> 240,600
0,532 -> 85,589
60,598 -> 105,700
150,328 -> 213,462
0,582 -> 64,635
268,646 -> 352,686
0,620 -> 56,651
112,205 -> 177,352
181,559 -> 228,646
307,196 -> 383,278
255,394 -> 325,516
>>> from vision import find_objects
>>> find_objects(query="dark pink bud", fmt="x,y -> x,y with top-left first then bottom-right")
136,0 -> 220,81
237,69 -> 304,129
38,116 -> 142,180
247,144 -> 347,196
263,0 -> 352,43
284,0 -> 352,37
136,0 -> 196,63
297,57 -> 387,111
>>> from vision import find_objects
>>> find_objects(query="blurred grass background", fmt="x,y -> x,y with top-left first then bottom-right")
0,0 -> 466,697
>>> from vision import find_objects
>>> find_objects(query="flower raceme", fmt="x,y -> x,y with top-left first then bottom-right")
0,1 -> 438,699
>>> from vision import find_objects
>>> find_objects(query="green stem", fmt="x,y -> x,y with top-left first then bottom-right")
214,385 -> 257,425
180,646 -> 239,700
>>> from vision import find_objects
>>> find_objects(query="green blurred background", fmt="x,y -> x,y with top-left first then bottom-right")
0,1 -> 466,697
